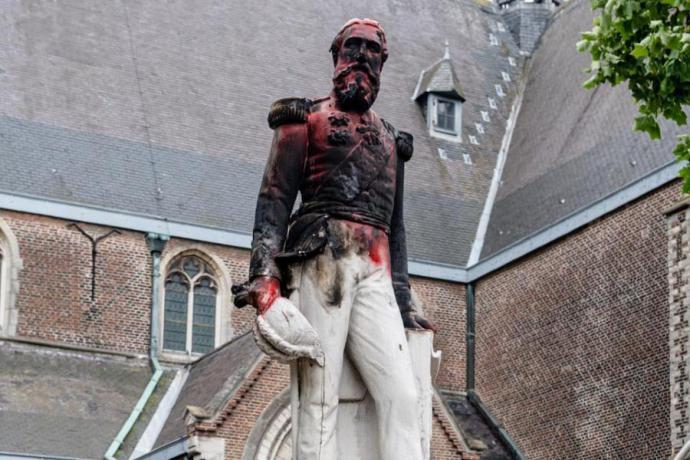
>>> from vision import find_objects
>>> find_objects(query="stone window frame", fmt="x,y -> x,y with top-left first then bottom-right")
158,246 -> 233,362
427,94 -> 462,143
0,217 -> 22,338
495,84 -> 505,97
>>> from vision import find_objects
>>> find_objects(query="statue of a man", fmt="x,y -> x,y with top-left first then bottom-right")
245,18 -> 434,459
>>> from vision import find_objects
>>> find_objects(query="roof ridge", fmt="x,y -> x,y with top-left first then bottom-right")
188,330 -> 254,368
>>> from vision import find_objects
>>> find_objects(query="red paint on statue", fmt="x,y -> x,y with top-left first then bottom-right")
252,276 -> 281,315
343,220 -> 391,275
368,235 -> 391,276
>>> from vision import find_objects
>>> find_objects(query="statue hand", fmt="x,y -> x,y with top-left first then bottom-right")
248,276 -> 281,315
401,311 -> 437,332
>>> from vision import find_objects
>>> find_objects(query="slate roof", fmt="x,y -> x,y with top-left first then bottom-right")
0,339 -> 171,459
480,0 -> 682,258
155,331 -> 262,447
0,0 -> 675,268
0,0 -> 521,267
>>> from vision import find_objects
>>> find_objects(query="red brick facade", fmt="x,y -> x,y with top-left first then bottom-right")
474,181 -> 682,459
3,211 -> 152,353
0,211 -> 256,356
412,279 -> 467,392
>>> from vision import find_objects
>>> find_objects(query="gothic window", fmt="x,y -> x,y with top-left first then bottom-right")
163,255 -> 218,354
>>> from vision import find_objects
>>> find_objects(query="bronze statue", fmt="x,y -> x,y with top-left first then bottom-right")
236,18 -> 434,459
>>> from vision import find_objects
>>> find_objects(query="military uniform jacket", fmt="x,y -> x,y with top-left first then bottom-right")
249,97 -> 414,311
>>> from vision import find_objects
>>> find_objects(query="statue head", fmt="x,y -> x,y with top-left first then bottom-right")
330,18 -> 388,113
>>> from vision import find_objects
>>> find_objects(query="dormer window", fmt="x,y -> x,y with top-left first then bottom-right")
412,44 -> 465,143
428,94 -> 461,141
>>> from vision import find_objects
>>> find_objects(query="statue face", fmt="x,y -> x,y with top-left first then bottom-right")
332,24 -> 385,113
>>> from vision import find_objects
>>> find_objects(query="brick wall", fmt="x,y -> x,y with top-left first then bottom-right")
3,210 -> 152,353
412,278 -> 467,392
474,182 -> 681,459
667,198 -> 690,455
0,210 -> 257,355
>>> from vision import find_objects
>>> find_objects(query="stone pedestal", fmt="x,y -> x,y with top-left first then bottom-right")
290,330 -> 441,460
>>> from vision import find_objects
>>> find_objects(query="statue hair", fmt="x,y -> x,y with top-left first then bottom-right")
329,18 -> 388,67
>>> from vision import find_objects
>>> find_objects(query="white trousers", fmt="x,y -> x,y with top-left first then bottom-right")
288,228 -> 423,460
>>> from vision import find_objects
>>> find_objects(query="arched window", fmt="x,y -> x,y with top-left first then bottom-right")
163,255 -> 219,354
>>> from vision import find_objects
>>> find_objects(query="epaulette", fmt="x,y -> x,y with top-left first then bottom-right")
396,131 -> 413,162
267,98 -> 312,129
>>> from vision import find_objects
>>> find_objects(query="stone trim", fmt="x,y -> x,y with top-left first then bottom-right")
0,215 -> 22,337
667,204 -> 690,454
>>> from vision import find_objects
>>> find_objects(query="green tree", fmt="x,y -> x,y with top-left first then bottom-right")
577,0 -> 690,190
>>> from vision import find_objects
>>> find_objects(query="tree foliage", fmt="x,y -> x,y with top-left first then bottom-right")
577,0 -> 690,191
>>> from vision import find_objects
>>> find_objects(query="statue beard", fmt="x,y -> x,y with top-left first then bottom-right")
332,64 -> 380,113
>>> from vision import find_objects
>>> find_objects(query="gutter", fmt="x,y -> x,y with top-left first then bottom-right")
132,438 -> 188,460
104,233 -> 169,459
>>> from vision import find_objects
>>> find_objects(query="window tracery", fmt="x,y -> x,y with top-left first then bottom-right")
163,255 -> 219,354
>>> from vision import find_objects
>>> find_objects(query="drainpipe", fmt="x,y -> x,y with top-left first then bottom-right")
466,283 -> 476,391
465,283 -> 526,460
104,233 -> 169,459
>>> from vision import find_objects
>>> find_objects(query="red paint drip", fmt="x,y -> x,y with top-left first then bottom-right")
256,277 -> 281,316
